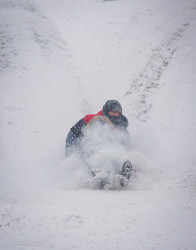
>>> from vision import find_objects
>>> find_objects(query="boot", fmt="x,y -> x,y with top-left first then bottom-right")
120,160 -> 133,187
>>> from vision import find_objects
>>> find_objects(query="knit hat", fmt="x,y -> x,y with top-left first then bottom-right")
102,100 -> 122,125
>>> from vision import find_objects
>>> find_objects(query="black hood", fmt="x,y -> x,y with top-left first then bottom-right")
102,100 -> 122,125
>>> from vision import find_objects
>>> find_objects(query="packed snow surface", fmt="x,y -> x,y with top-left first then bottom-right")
0,0 -> 196,249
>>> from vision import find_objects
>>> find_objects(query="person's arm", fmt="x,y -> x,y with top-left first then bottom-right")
65,119 -> 86,156
118,115 -> 131,149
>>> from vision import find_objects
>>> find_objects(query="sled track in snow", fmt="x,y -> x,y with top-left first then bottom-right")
0,1 -> 68,71
124,17 -> 195,122
0,1 -> 37,71
0,31 -> 16,71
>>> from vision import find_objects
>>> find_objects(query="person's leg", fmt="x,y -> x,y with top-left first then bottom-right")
119,160 -> 133,187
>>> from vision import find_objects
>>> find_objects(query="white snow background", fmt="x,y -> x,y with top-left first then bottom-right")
0,0 -> 196,249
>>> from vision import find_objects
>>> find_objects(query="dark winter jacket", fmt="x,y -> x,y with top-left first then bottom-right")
65,110 -> 129,155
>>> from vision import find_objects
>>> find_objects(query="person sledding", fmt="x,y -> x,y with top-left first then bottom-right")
65,100 -> 133,187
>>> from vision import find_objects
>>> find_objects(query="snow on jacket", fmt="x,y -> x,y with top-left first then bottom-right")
65,110 -> 129,154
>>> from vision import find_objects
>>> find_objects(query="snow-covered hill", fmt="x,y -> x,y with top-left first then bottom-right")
0,0 -> 196,249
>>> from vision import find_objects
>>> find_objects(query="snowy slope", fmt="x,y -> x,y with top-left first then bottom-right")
0,0 -> 196,249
